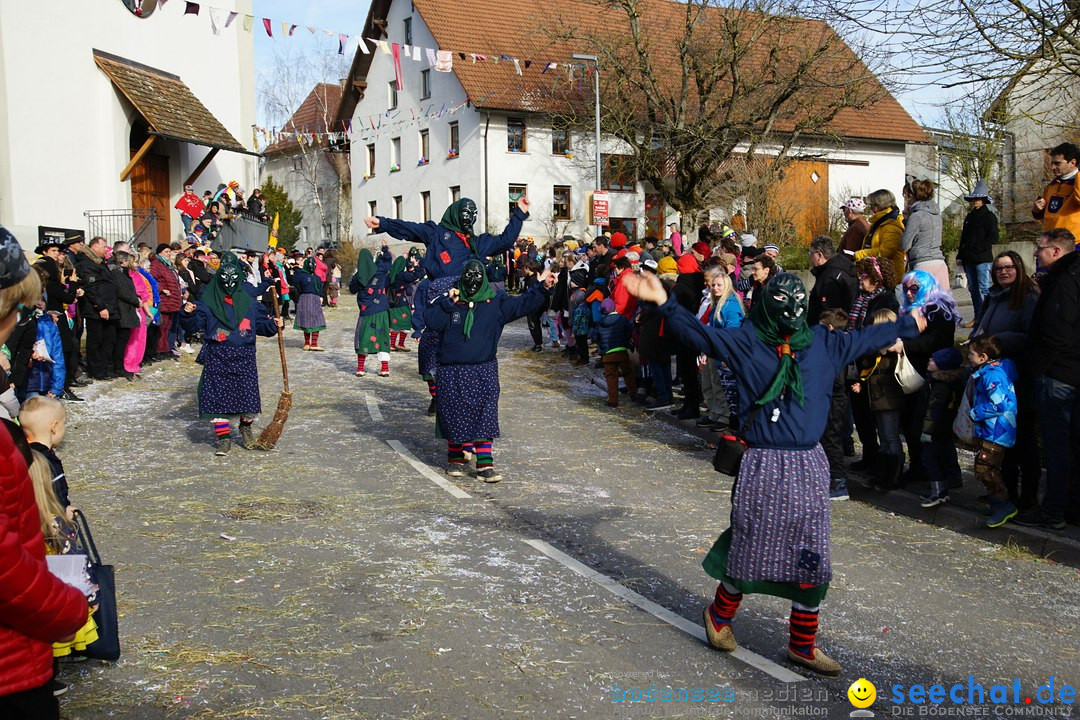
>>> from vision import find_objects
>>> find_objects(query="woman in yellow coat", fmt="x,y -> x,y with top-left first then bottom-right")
855,189 -> 906,283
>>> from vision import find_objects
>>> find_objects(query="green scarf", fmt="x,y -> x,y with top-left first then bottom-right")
300,256 -> 324,295
748,291 -> 813,407
440,200 -> 480,257
354,249 -> 376,287
156,253 -> 174,269
457,265 -> 496,340
201,252 -> 252,331
387,255 -> 406,285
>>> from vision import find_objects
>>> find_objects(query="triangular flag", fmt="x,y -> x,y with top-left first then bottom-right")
412,46 -> 421,61
426,48 -> 437,66
209,7 -> 224,34
542,62 -> 556,74
184,2 -> 199,15
338,33 -> 348,55
524,60 -> 532,69
289,24 -> 298,36
357,36 -> 370,55
402,45 -> 410,57
242,14 -> 253,31
281,22 -> 288,37
324,29 -> 334,38
512,58 -> 522,75
391,43 -> 404,90
262,18 -> 272,37
160,0 -> 169,6
379,40 -> 391,54
307,25 -> 317,33
458,52 -> 466,60
225,11 -> 238,28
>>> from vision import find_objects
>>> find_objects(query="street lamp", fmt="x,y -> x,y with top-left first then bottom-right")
572,53 -> 602,236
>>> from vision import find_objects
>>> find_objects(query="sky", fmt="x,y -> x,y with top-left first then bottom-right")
250,0 -> 951,129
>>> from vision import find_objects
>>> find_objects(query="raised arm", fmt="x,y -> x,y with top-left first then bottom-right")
499,279 -> 552,324
475,204 -> 529,258
825,313 -> 922,371
367,216 -> 439,245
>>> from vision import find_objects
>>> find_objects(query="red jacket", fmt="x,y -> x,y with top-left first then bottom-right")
150,256 -> 183,313
611,268 -> 638,320
0,428 -> 88,696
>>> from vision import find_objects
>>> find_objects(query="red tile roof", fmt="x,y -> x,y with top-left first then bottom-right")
264,82 -> 345,154
406,0 -> 928,144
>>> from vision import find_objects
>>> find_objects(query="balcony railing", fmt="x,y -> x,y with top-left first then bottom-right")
84,208 -> 158,248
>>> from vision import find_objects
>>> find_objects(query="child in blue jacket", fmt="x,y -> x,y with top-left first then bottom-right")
967,335 -> 1018,528
597,298 -> 637,407
24,306 -> 66,400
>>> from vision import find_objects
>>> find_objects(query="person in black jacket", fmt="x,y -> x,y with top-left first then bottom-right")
807,236 -> 856,326
957,182 -> 999,327
1017,228 -> 1080,529
671,253 -> 705,419
73,237 -> 119,380
109,252 -> 142,380
34,243 -> 83,399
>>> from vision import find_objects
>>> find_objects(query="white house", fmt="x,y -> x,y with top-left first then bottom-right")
261,82 -> 349,249
340,0 -> 928,246
0,0 -> 258,250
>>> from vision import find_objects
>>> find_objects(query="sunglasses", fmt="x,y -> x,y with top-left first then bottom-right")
904,284 -> 919,293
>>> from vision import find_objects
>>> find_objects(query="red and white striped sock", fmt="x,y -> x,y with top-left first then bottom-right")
356,355 -> 366,374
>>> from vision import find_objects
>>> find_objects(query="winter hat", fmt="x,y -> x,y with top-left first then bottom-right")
841,197 -> 866,213
610,232 -> 628,249
600,298 -> 616,314
931,347 -> 963,371
155,243 -> 171,255
656,256 -> 678,275
717,252 -> 737,267
642,258 -> 659,272
963,179 -> 993,204
0,226 -> 31,290
763,243 -> 780,254
691,240 -> 711,257
676,254 -> 700,274
720,226 -> 738,242
739,233 -> 758,248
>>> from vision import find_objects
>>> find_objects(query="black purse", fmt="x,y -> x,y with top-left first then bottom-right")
72,509 -> 120,661
712,406 -> 763,476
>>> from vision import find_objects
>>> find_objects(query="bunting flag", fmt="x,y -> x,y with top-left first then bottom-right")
289,24 -> 298,36
436,50 -> 453,72
512,58 -> 522,75
262,18 -> 272,37
357,36 -> 370,55
269,212 -> 280,249
242,14 -> 253,31
208,7 -> 224,34
307,25 -> 317,34
426,48 -> 437,65
379,40 -> 391,54
281,21 -> 288,38
225,10 -> 237,27
338,33 -> 348,55
391,42 -> 403,90
184,1 -> 199,15
412,46 -> 421,61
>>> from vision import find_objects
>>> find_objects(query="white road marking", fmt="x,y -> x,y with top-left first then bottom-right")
365,392 -> 383,422
523,538 -> 807,684
387,439 -> 472,499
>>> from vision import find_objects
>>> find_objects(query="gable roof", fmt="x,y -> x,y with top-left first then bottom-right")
93,49 -> 254,155
342,0 -> 928,145
264,82 -> 345,155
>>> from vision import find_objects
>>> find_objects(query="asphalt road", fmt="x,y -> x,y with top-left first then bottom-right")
57,308 -> 1080,719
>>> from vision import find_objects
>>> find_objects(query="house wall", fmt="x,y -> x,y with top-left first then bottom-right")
350,2 -> 915,247
263,151 -> 342,250
0,0 -> 257,249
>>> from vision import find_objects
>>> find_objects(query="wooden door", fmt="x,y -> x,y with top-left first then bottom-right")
771,160 -> 829,244
130,152 -> 170,244
644,194 -> 665,238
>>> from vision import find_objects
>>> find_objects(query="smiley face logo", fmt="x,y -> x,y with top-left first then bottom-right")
848,678 -> 876,708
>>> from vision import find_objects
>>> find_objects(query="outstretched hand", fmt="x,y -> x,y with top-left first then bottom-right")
538,267 -> 556,289
621,271 -> 668,305
364,216 -> 380,230
517,195 -> 530,214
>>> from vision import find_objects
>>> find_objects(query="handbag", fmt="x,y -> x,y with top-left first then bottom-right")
953,270 -> 968,290
894,348 -> 925,394
712,406 -> 763,476
952,378 -> 977,449
72,509 -> 120,661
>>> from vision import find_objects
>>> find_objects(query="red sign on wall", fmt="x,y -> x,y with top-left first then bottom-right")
591,191 -> 609,226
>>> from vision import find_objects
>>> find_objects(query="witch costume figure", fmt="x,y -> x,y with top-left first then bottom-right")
349,247 -> 393,377
623,271 -> 926,675
179,252 -> 282,455
292,256 -> 327,351
424,259 -> 555,483
387,253 -> 418,351
363,196 -> 529,406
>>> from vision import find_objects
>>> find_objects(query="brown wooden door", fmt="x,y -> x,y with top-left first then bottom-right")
130,153 -> 170,244
772,160 -> 829,244
644,194 -> 664,238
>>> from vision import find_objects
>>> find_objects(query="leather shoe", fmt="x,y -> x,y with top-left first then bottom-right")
61,389 -> 84,402
71,378 -> 93,387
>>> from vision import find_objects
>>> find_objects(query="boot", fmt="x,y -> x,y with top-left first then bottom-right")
239,424 -> 257,450
872,454 -> 902,492
214,437 -> 232,456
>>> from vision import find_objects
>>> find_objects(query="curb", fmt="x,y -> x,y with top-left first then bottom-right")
586,370 -> 1080,569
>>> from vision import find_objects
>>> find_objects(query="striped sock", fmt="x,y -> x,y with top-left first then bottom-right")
310,331 -> 319,347
708,583 -> 743,629
394,331 -> 404,347
380,360 -> 389,374
462,441 -> 475,456
423,373 -> 436,398
474,439 -> 493,468
303,332 -> 311,346
357,355 -> 366,374
447,442 -> 465,465
788,605 -> 820,657
213,419 -> 230,437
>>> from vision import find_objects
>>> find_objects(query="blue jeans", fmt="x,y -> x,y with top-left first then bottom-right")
875,409 -> 903,457
648,358 -> 673,403
964,262 -> 992,322
1036,376 -> 1080,522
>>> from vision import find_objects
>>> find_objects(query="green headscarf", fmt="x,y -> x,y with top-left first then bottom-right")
748,273 -> 813,406
201,251 -> 252,331
300,256 -> 324,295
354,249 -> 376,287
387,255 -> 407,285
439,199 -> 473,236
458,260 -> 496,340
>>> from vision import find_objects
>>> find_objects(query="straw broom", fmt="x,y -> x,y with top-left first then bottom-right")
256,288 -> 292,450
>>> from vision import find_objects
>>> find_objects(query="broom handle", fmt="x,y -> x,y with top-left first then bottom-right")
269,286 -> 289,393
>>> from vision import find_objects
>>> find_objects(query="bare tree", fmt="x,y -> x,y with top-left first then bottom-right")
258,42 -> 351,246
542,0 -> 891,237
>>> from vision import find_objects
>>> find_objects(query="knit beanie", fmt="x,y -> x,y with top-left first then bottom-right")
610,232 -> 628,249
656,256 -> 678,275
931,347 -> 963,371
600,298 -> 616,314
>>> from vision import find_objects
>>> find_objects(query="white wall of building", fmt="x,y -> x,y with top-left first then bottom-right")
0,0 -> 257,248
263,151 -> 342,249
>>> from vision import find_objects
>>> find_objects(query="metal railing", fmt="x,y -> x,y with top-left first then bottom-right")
214,212 -> 271,253
84,208 -> 158,248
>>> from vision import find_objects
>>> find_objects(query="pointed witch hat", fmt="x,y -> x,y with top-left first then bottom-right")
963,179 -> 993,203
